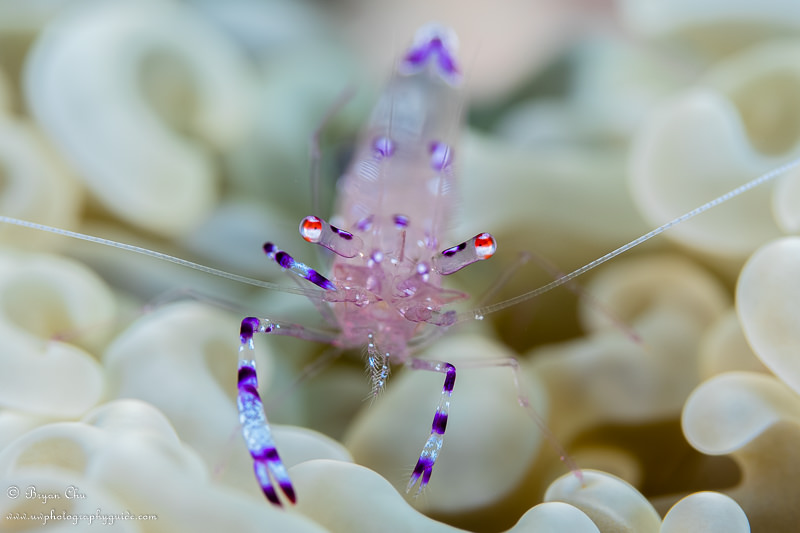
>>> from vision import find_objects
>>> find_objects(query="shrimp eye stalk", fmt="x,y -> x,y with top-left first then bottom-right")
299,215 -> 364,258
432,233 -> 497,275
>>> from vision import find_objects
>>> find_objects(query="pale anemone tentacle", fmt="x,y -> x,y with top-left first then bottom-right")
24,0 -> 256,237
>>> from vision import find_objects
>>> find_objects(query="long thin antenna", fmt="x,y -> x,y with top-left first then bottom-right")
462,157 -> 800,321
0,216 -> 324,298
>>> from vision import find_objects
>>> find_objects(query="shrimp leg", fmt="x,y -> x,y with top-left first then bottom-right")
406,358 -> 456,494
237,317 -> 338,505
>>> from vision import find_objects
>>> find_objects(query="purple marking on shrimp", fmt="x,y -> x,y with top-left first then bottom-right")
442,242 -> 466,257
409,456 -> 435,489
280,482 -> 296,503
251,447 -> 273,462
238,359 -> 258,384
407,359 -> 456,494
261,481 -> 280,505
412,456 -> 433,476
402,34 -> 459,79
330,225 -> 354,240
436,50 -> 457,78
394,214 -> 409,228
263,243 -> 336,291
443,363 -> 456,393
238,359 -> 296,506
429,141 -> 453,171
252,447 -> 296,504
240,317 -> 259,343
356,215 -> 374,232
404,45 -> 430,67
275,251 -> 293,269
309,271 -> 336,291
237,362 -> 259,394
431,411 -> 448,434
372,136 -> 396,158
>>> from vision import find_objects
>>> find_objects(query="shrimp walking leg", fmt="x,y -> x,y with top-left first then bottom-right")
406,357 -> 456,494
237,316 -> 338,505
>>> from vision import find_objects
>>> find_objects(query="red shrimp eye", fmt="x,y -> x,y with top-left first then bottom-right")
300,216 -> 323,242
473,233 -> 496,259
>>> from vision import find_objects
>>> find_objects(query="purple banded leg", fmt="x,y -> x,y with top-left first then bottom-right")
237,359 -> 294,505
406,358 -> 456,494
263,242 -> 336,291
237,316 -> 338,505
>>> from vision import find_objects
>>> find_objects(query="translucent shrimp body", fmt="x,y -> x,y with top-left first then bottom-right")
326,24 -> 471,361
234,24 -> 497,505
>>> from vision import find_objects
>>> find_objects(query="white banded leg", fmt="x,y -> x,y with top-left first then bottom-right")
406,358 -> 456,494
237,316 -> 336,505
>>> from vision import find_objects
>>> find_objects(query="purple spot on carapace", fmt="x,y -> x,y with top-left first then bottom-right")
372,136 -> 396,158
437,51 -> 457,77
371,251 -> 384,263
331,225 -> 354,241
416,262 -> 429,275
240,317 -> 259,343
402,33 -> 459,78
400,24 -> 461,86
275,251 -> 293,269
403,47 -> 428,67
431,411 -> 448,435
393,214 -> 409,228
356,215 -> 374,232
308,270 -> 336,291
443,363 -> 456,393
263,242 -> 275,255
442,242 -> 466,257
429,141 -> 453,171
